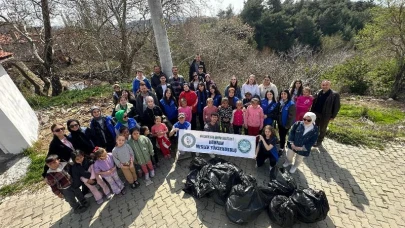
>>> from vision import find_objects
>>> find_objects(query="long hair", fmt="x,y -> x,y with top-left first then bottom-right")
228,76 -> 238,88
261,125 -> 277,140
163,87 -> 177,104
244,74 -> 256,85
209,84 -> 221,96
279,89 -> 292,102
264,90 -> 276,103
290,79 -> 303,97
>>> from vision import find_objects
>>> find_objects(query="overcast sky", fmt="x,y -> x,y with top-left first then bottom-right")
204,0 -> 245,16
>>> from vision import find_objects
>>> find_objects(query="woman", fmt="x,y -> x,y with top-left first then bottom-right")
42,123 -> 75,178
290,79 -> 303,102
189,72 -> 202,91
121,89 -> 137,106
241,74 -> 260,99
67,119 -> 95,156
113,96 -> 133,117
277,90 -> 296,154
283,112 -> 318,173
255,125 -> 279,172
114,110 -> 140,135
196,82 -> 209,129
258,75 -> 278,100
261,90 -> 278,126
208,84 -> 222,107
160,88 -> 178,125
205,74 -> 215,89
224,76 -> 242,99
226,87 -> 239,109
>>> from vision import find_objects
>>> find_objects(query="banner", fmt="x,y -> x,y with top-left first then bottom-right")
178,130 -> 256,158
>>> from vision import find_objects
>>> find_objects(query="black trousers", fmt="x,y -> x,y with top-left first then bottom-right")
233,125 -> 242,135
278,125 -> 290,150
61,186 -> 86,210
256,151 -> 277,168
197,113 -> 204,130
221,122 -> 231,133
314,112 -> 330,143
191,113 -> 197,130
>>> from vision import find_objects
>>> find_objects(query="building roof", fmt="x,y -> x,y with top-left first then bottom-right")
0,50 -> 13,62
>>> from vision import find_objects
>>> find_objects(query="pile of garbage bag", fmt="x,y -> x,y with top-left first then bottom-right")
183,157 -> 329,226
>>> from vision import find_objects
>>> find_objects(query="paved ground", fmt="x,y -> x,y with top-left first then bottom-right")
0,138 -> 404,228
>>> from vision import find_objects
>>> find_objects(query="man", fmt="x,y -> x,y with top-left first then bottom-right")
150,66 -> 168,91
155,74 -> 172,101
132,69 -> 152,94
197,65 -> 206,82
204,112 -> 220,158
179,83 -> 198,130
168,66 -> 185,100
189,54 -> 206,82
88,106 -> 116,152
169,113 -> 191,161
135,81 -> 159,121
310,80 -> 340,146
258,75 -> 278,100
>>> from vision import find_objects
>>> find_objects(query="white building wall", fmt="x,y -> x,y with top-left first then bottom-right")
0,65 -> 38,154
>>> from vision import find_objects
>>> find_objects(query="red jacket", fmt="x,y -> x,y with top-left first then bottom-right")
179,90 -> 198,113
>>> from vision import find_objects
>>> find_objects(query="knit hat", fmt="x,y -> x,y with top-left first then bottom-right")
115,110 -> 128,124
303,112 -> 316,124
66,119 -> 81,132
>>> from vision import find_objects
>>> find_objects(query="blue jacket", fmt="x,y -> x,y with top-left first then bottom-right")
224,85 -> 242,99
287,121 -> 318,156
172,121 -> 191,137
278,100 -> 296,128
196,90 -> 209,114
160,98 -> 178,121
212,94 -> 222,107
132,77 -> 152,94
261,99 -> 278,126
258,136 -> 279,162
115,118 -> 138,132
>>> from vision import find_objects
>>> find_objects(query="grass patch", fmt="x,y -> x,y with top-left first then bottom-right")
327,103 -> 405,148
0,141 -> 47,196
26,85 -> 113,109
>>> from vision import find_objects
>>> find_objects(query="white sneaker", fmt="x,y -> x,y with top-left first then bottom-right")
210,154 -> 215,158
145,172 -> 150,181
150,170 -> 155,178
283,162 -> 291,168
289,166 -> 297,174
84,193 -> 93,198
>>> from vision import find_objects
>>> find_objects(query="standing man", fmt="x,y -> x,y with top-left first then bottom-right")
150,66 -> 168,91
310,80 -> 340,147
155,74 -> 172,101
132,69 -> 152,94
135,81 -> 159,121
189,54 -> 206,82
169,66 -> 185,100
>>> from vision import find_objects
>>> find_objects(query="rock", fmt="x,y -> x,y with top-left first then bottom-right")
61,108 -> 67,114
388,98 -> 394,101
350,97 -> 356,100
40,114 -> 49,125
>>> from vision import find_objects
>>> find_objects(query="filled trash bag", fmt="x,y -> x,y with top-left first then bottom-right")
258,185 -> 279,207
209,163 -> 244,205
289,188 -> 329,223
268,195 -> 297,227
183,169 -> 199,196
268,168 -> 297,196
194,165 -> 216,198
208,157 -> 228,165
225,183 -> 267,224
189,157 -> 208,171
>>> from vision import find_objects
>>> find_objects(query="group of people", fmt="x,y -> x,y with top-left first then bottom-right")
42,54 -> 341,214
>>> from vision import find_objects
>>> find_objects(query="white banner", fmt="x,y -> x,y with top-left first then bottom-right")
178,130 -> 256,158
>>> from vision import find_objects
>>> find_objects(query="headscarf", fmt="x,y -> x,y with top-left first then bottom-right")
115,110 -> 127,124
303,112 -> 316,124
67,119 -> 81,133
90,106 -> 102,121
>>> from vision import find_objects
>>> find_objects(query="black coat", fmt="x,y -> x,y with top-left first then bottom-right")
135,92 -> 159,119
151,72 -> 168,91
71,159 -> 93,188
143,106 -> 163,129
88,117 -> 116,152
155,83 -> 172,101
42,136 -> 74,178
189,60 -> 206,82
311,89 -> 341,119
67,127 -> 95,156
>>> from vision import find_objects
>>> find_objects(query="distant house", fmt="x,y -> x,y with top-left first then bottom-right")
0,50 -> 38,155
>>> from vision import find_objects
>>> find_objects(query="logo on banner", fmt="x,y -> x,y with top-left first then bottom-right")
238,139 -> 251,153
181,133 -> 196,148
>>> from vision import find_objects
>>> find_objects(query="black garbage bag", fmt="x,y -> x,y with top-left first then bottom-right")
189,157 -> 208,171
183,169 -> 199,196
268,168 -> 297,196
225,183 -> 267,224
194,165 -> 216,198
208,157 -> 228,165
268,195 -> 297,227
290,188 -> 329,223
258,185 -> 279,207
209,163 -> 244,205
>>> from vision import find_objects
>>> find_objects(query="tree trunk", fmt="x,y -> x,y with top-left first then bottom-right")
41,0 -> 62,96
389,62 -> 405,100
148,0 -> 173,77
8,61 -> 46,96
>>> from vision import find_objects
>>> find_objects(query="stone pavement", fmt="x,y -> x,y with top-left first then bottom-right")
0,138 -> 405,228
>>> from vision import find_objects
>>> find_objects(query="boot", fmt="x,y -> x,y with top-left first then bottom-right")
150,170 -> 155,178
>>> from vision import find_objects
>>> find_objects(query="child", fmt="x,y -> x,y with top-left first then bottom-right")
71,150 -> 112,205
112,135 -> 141,189
218,98 -> 233,133
151,116 -> 171,159
255,125 -> 279,172
231,100 -> 244,135
203,98 -> 218,124
143,96 -> 163,130
242,91 -> 252,108
93,147 -> 126,195
115,96 -> 133,115
295,87 -> 313,121
178,97 -> 192,123
140,126 -> 159,168
128,127 -> 155,186
169,113 -> 192,160
119,126 -> 130,140
244,98 -> 264,136
112,83 -> 122,105
45,154 -> 89,214
227,87 -> 239,109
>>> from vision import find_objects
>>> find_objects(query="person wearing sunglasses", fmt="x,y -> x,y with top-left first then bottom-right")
66,119 -> 95,157
283,112 -> 319,174
42,123 -> 75,178
114,110 -> 140,136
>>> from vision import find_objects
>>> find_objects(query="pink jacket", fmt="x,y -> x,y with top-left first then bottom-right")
244,105 -> 264,128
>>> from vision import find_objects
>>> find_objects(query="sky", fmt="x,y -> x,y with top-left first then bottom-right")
205,0 -> 245,16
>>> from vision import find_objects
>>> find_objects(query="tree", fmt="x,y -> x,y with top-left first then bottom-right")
294,14 -> 321,48
257,11 -> 294,51
217,5 -> 235,19
356,0 -> 405,99
148,0 -> 173,77
241,0 -> 264,26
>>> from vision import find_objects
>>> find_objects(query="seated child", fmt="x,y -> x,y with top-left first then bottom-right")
45,154 -> 89,214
